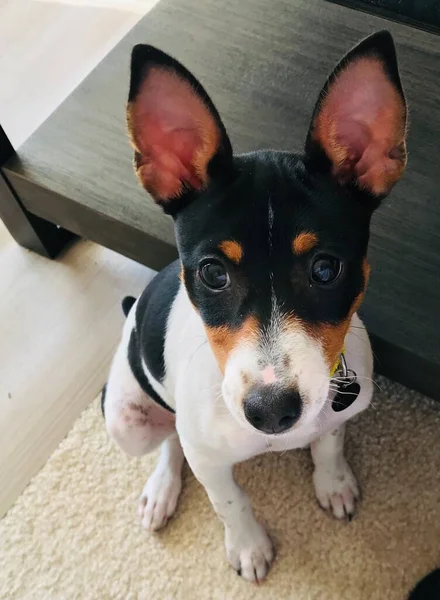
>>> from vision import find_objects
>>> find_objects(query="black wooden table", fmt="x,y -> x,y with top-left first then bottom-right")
1,0 -> 439,398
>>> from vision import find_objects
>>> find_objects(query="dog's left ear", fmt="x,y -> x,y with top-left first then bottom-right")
305,31 -> 407,200
127,45 -> 233,215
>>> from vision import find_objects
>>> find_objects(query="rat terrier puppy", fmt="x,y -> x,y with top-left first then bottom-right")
103,31 -> 407,582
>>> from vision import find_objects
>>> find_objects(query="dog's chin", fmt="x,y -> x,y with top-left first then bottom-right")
297,383 -> 333,430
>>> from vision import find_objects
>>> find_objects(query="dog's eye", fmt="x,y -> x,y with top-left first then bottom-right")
199,261 -> 230,290
310,255 -> 342,285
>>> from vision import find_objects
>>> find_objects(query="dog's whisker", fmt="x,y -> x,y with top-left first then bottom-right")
331,374 -> 382,392
331,389 -> 359,397
266,440 -> 276,455
346,330 -> 380,363
187,340 -> 209,367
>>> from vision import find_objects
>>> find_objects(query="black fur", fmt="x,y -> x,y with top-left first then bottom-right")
409,569 -> 440,599
178,150 -> 370,332
127,31 -> 405,341
134,261 -> 180,384
117,261 -> 181,414
122,296 -> 136,317
101,266 -> 179,416
121,31 -> 406,415
128,328 -> 175,413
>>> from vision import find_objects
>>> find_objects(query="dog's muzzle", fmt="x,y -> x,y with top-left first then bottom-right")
243,385 -> 302,434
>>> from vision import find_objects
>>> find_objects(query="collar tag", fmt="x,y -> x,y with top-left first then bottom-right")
331,353 -> 360,412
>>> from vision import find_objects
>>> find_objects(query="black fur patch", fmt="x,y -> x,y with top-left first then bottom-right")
135,261 -> 180,383
178,150 -> 370,333
127,32 -> 406,378
128,329 -> 174,413
127,32 -> 405,340
124,261 -> 180,414
409,569 -> 440,599
122,296 -> 136,317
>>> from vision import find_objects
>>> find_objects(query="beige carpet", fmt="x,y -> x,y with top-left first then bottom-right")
1,377 -> 439,600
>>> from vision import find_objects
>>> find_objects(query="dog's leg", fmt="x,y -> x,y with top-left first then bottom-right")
104,338 -> 175,456
311,424 -> 360,520
138,433 -> 184,531
182,444 -> 274,583
105,352 -> 184,529
104,314 -> 184,529
104,299 -> 176,457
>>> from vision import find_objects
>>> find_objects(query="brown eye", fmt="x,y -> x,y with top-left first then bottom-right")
199,261 -> 230,290
311,255 -> 342,285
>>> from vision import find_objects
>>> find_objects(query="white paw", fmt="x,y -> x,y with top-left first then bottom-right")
138,468 -> 182,531
225,519 -> 274,583
313,459 -> 360,520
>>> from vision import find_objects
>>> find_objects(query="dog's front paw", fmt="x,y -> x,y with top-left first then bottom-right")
225,519 -> 274,583
138,468 -> 182,531
313,459 -> 360,521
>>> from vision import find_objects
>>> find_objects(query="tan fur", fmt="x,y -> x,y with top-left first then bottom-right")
292,232 -> 318,255
309,257 -> 370,369
219,240 -> 243,264
205,316 -> 259,373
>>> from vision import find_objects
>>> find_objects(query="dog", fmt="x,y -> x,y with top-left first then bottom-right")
102,30 -> 407,582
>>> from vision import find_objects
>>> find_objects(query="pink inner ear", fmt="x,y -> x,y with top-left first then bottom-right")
128,68 -> 220,200
313,57 -> 407,195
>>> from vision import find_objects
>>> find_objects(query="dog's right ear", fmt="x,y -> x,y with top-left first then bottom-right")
127,45 -> 233,215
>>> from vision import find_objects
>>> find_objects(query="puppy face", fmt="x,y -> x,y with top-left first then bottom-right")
127,32 -> 407,435
176,153 -> 373,430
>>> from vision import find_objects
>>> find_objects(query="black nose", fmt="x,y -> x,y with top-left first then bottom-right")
243,386 -> 302,434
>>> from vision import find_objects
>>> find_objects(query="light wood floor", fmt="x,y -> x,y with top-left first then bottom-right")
0,0 -> 159,517
0,0 -> 158,148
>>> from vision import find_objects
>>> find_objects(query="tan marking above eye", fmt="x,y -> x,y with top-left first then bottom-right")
219,240 -> 243,264
205,316 -> 258,372
292,232 -> 318,255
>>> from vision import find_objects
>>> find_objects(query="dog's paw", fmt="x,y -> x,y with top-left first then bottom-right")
138,468 -> 182,531
313,459 -> 360,521
225,519 -> 274,583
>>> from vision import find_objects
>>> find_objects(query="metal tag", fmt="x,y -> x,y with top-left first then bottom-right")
332,354 -> 360,412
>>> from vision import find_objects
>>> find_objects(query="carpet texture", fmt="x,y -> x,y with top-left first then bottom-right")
1,377 -> 439,600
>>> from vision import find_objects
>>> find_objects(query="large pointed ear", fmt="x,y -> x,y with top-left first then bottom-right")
305,31 -> 408,199
127,45 -> 233,214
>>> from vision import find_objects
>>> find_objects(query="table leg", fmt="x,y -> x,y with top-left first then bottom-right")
0,125 -> 76,258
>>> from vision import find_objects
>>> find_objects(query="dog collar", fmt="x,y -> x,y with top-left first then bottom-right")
330,350 -> 345,378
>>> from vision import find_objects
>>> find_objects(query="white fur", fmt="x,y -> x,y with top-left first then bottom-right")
104,300 -> 182,526
105,282 -> 373,581
138,433 -> 184,531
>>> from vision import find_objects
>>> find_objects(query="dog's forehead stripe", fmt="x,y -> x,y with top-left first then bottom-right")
292,232 -> 318,255
219,240 -> 243,264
